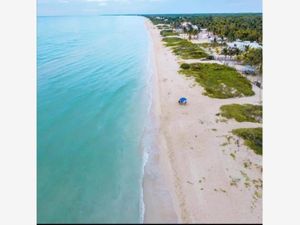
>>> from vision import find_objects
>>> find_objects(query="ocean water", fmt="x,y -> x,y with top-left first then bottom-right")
37,16 -> 152,223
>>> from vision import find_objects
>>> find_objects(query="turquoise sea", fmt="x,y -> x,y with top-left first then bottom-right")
37,16 -> 152,223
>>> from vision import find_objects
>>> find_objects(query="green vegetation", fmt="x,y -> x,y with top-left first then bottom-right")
157,24 -> 171,29
243,160 -> 252,169
220,104 -> 262,123
180,63 -> 190,69
194,15 -> 262,43
241,48 -> 263,74
185,28 -> 200,40
162,37 -> 208,59
222,47 -> 241,58
199,42 -> 226,48
160,29 -> 178,37
179,63 -> 254,98
232,128 -> 262,155
147,14 -> 262,43
255,190 -> 262,199
162,37 -> 188,47
206,55 -> 214,60
172,44 -> 207,59
230,153 -> 236,160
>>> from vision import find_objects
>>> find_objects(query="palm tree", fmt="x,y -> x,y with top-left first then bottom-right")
222,48 -> 228,60
183,26 -> 188,38
187,29 -> 193,40
192,29 -> 199,39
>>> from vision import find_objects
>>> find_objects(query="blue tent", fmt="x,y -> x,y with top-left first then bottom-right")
178,97 -> 187,105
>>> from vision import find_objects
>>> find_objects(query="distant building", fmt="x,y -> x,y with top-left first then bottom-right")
227,40 -> 262,51
180,22 -> 198,31
191,25 -> 198,30
181,22 -> 192,27
216,37 -> 223,42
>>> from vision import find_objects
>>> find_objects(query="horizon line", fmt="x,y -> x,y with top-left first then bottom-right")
37,12 -> 262,17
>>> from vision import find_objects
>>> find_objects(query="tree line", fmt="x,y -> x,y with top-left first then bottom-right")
146,14 -> 262,43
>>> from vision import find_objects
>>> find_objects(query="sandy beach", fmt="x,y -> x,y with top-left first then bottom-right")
143,19 -> 262,223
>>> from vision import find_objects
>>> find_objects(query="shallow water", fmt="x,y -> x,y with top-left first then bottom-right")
37,16 -> 151,223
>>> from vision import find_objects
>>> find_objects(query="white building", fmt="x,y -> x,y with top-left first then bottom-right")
227,40 -> 262,51
180,22 -> 198,31
191,25 -> 198,30
181,22 -> 192,27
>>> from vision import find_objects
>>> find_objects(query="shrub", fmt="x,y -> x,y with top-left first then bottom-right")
220,104 -> 262,123
180,63 -> 191,69
232,127 -> 262,155
162,37 -> 208,59
179,63 -> 254,98
160,30 -> 178,37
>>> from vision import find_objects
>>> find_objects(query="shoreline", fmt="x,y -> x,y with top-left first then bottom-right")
142,19 -> 178,223
143,18 -> 262,223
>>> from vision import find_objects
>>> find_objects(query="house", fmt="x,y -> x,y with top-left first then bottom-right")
180,22 -> 198,31
248,41 -> 262,49
227,40 -> 262,51
191,25 -> 198,30
216,37 -> 223,42
181,22 -> 192,27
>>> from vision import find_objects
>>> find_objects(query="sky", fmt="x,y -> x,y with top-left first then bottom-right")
38,0 -> 262,16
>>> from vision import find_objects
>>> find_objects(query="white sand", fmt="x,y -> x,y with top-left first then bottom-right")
144,19 -> 262,224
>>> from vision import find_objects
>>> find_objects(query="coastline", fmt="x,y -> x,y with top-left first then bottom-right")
142,19 -> 178,223
144,18 -> 262,223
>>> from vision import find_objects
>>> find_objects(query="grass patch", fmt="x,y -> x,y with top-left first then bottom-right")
162,37 -> 208,59
180,63 -> 191,70
220,104 -> 262,123
254,191 -> 262,199
232,128 -> 262,155
244,182 -> 251,188
179,63 -> 254,98
199,42 -> 226,48
160,29 -> 178,37
230,153 -> 236,160
162,37 -> 188,46
243,160 -> 252,169
206,55 -> 215,60
157,25 -> 171,30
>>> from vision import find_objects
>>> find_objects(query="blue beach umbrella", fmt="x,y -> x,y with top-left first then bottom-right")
178,97 -> 187,105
